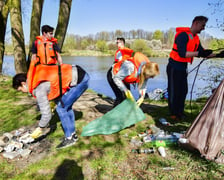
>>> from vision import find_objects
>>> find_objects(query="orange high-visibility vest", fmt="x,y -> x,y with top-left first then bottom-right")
36,36 -> 58,64
113,52 -> 150,83
170,27 -> 200,63
114,47 -> 134,63
27,63 -> 72,100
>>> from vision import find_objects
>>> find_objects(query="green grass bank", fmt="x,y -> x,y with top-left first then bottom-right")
0,75 -> 224,179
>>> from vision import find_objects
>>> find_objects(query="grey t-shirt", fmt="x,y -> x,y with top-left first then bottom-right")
33,65 -> 79,128
112,60 -> 147,98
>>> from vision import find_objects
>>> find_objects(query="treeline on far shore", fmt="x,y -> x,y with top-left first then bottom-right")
4,29 -> 224,58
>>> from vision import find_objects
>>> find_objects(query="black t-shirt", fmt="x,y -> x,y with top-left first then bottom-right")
175,32 -> 203,58
76,65 -> 86,84
169,32 -> 204,70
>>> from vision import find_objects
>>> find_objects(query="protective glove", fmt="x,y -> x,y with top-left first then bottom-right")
136,96 -> 144,106
30,127 -> 43,139
216,50 -> 224,58
125,90 -> 135,101
198,49 -> 213,58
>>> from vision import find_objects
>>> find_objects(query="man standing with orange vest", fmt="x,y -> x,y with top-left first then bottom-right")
31,25 -> 63,65
167,16 -> 216,120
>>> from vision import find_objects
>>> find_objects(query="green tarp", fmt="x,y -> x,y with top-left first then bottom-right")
81,99 -> 146,136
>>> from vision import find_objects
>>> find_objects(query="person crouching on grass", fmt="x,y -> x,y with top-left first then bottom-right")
109,52 -> 160,107
12,62 -> 89,149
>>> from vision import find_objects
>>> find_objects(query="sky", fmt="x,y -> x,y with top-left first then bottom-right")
18,0 -> 224,43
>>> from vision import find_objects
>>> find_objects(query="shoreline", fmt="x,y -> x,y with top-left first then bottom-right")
4,49 -> 170,57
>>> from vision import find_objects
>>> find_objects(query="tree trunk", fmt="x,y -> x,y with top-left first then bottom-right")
9,0 -> 27,73
0,0 -> 9,74
27,0 -> 44,68
55,0 -> 72,51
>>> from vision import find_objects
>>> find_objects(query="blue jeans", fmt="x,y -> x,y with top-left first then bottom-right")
56,73 -> 90,138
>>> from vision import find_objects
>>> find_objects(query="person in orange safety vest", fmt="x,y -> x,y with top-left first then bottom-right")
107,37 -> 135,107
111,52 -> 159,107
30,25 -> 63,65
12,63 -> 89,149
167,16 -> 217,121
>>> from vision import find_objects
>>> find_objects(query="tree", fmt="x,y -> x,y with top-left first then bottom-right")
164,28 -> 175,49
131,39 -> 152,56
9,0 -> 27,73
129,30 -> 137,39
208,1 -> 224,30
27,0 -> 44,68
96,31 -> 110,41
54,0 -> 72,51
115,30 -> 123,38
0,0 -> 9,74
209,39 -> 224,50
96,40 -> 108,52
153,30 -> 163,41
81,39 -> 89,50
63,34 -> 77,51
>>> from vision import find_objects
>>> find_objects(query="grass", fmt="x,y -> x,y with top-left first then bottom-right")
61,50 -> 113,56
0,75 -> 224,179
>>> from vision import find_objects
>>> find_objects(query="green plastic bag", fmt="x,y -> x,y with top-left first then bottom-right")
81,99 -> 146,136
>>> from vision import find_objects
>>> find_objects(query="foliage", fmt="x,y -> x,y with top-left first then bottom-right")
197,60 -> 224,97
153,30 -> 164,41
208,1 -> 224,30
63,34 -> 77,52
208,39 -> 224,51
164,28 -> 175,49
107,43 -> 117,51
131,39 -> 152,56
96,40 -> 108,52
80,39 -> 89,50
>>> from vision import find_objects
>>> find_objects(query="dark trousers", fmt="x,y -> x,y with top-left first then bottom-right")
107,67 -> 130,105
166,63 -> 188,117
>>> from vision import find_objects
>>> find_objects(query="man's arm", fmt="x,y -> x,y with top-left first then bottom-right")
57,52 -> 63,65
54,43 -> 63,64
113,61 -> 134,92
34,82 -> 52,128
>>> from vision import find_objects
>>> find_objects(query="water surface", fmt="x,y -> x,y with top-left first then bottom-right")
3,55 -> 223,99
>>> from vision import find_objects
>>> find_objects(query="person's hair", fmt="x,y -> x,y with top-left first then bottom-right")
117,37 -> 125,44
12,73 -> 27,89
41,25 -> 54,34
192,16 -> 208,24
138,62 -> 159,89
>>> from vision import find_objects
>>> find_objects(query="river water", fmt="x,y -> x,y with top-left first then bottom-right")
3,55 -> 224,100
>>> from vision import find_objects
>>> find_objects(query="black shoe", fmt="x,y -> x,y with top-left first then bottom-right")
56,134 -> 78,149
72,133 -> 78,141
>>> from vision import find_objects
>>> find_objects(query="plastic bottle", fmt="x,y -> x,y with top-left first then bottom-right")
143,134 -> 154,143
149,125 -> 164,136
158,146 -> 166,157
159,118 -> 170,126
130,137 -> 143,147
131,148 -> 155,154
139,148 -> 155,154
163,167 -> 175,171
155,134 -> 178,143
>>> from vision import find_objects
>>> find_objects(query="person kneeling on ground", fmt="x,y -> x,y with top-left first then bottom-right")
109,52 -> 160,107
12,63 -> 89,149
